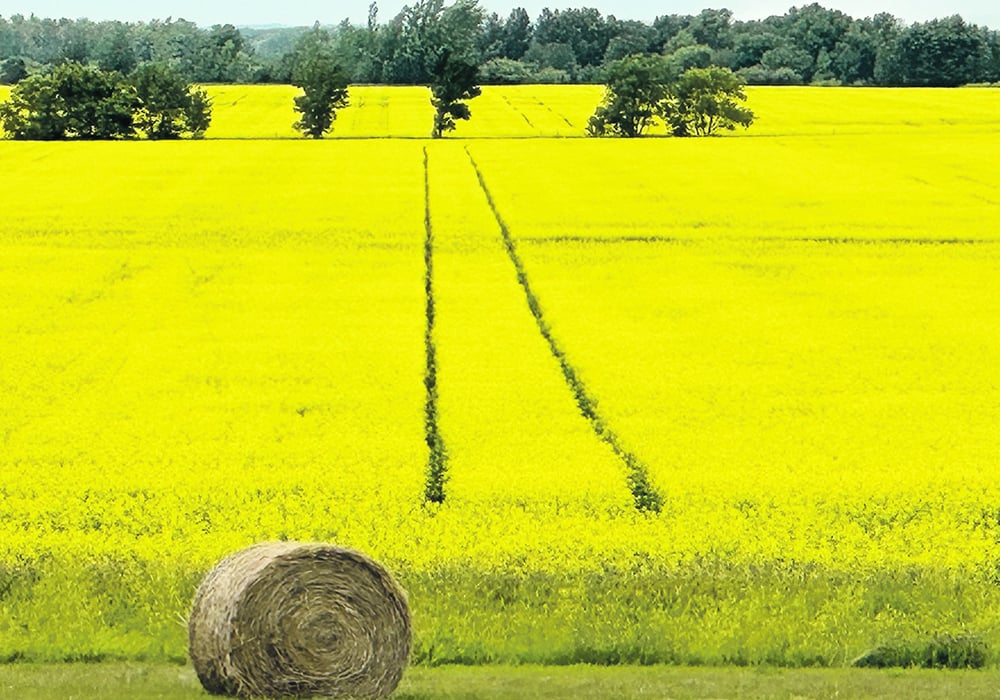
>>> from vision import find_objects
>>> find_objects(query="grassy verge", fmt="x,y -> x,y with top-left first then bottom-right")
5,558 -> 1000,666
4,664 -> 1000,700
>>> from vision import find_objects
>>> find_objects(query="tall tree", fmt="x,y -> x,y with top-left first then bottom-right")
535,7 -> 614,67
830,23 -> 879,84
661,66 -> 755,137
503,8 -> 533,60
131,62 -> 212,139
478,12 -> 506,61
381,0 -> 446,84
290,29 -> 349,138
429,47 -> 481,137
878,16 -> 989,86
603,20 -> 656,62
688,8 -> 734,50
430,0 -> 483,136
94,21 -> 137,74
587,53 -> 670,137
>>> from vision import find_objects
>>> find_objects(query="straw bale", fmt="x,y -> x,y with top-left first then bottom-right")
189,542 -> 410,698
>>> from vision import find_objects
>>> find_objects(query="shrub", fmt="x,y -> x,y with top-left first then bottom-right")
852,633 -> 988,669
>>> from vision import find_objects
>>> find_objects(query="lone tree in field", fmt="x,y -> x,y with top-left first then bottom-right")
131,62 -> 212,139
399,0 -> 483,138
661,66 -> 755,137
587,54 -> 671,138
430,48 -> 482,138
291,29 -> 349,139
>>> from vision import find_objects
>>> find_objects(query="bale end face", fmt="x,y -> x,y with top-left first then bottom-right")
189,542 -> 411,698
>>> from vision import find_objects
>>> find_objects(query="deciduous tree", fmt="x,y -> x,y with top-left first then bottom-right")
425,0 -> 484,137
877,16 -> 990,86
429,48 -> 481,137
502,8 -> 533,60
0,56 -> 27,84
661,66 -> 755,136
131,62 -> 212,139
290,29 -> 349,138
587,53 -> 669,137
0,62 -> 136,139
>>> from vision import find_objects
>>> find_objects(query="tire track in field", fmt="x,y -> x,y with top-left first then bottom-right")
501,95 -> 534,128
464,147 -> 663,513
539,100 -> 575,129
422,147 -> 448,503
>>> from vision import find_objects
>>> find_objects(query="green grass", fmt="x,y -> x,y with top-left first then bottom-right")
3,664 -> 1000,699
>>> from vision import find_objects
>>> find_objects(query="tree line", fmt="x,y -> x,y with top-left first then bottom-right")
0,61 -> 211,139
0,2 -> 485,140
2,3 -> 999,89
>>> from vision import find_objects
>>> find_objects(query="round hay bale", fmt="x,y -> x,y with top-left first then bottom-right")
188,542 -> 410,698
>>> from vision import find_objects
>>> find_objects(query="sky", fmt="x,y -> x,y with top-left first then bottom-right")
2,1 -> 998,30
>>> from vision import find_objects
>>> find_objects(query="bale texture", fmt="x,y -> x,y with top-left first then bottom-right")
189,542 -> 411,698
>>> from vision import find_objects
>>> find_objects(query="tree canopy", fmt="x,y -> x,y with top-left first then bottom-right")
425,0 -> 484,138
430,48 -> 482,138
588,56 -> 755,138
587,54 -> 670,138
290,28 -> 350,138
663,66 -> 755,136
0,61 -> 211,140
0,62 -> 135,139
0,5 -> 997,89
131,62 -> 212,139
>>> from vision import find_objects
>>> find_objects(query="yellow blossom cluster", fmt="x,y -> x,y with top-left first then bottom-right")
1,86 -> 1000,664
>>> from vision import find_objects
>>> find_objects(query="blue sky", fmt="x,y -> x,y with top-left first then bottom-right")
2,1 -> 998,30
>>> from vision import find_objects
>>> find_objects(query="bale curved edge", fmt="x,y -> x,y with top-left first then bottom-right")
188,542 -> 411,698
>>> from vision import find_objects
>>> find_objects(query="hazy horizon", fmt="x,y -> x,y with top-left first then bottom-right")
2,1 -> 998,30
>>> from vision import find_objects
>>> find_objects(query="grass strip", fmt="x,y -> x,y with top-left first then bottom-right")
5,664 -> 1000,700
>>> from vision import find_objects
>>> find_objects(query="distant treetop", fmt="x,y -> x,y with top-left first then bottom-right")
0,4 -> 997,88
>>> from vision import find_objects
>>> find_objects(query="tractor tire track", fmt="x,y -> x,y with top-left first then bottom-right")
464,146 -> 663,513
422,146 -> 448,503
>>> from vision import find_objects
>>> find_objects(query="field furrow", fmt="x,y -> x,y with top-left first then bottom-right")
456,86 -> 602,138
465,147 -> 662,511
421,146 -> 448,503
427,142 -> 632,506
514,238 -> 1000,509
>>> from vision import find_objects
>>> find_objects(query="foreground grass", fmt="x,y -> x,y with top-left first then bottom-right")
3,664 -> 1000,700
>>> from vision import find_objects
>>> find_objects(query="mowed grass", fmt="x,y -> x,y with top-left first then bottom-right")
2,86 -> 1000,668
5,664 -> 1000,700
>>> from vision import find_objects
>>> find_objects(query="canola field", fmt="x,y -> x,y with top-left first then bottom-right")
2,86 -> 1000,666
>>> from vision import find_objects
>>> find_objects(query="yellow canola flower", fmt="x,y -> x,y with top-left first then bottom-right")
510,238 -> 1000,507
201,84 -> 602,140
428,142 -> 632,506
2,86 -> 1000,663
